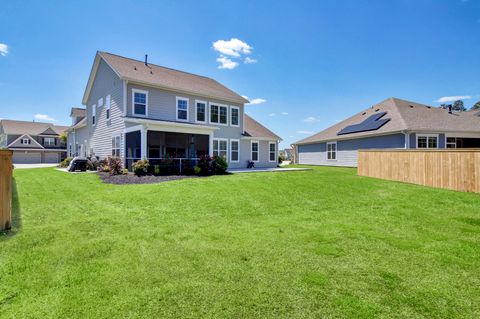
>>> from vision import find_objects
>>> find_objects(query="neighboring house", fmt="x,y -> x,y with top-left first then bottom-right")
0,120 -> 68,164
293,97 -> 480,167
67,51 -> 281,169
280,148 -> 294,161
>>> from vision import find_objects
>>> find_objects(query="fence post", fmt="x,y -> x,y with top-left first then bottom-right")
0,150 -> 13,231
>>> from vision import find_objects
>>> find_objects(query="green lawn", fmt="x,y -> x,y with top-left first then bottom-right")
1,167 -> 479,318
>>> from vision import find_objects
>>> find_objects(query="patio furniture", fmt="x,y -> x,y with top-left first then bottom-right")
67,157 -> 88,172
247,160 -> 255,168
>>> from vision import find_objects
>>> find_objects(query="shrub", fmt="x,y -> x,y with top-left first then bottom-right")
212,155 -> 228,175
107,156 -> 123,175
197,155 -> 212,175
121,168 -> 129,175
153,165 -> 161,175
194,165 -> 201,175
58,157 -> 73,168
278,154 -> 286,164
133,159 -> 149,176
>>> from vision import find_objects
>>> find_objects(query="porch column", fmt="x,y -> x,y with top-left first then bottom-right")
209,132 -> 214,157
141,126 -> 147,159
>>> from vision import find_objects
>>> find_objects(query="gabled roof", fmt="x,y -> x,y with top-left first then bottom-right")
243,114 -> 282,141
70,107 -> 86,118
83,51 -> 249,105
0,119 -> 68,136
294,97 -> 480,145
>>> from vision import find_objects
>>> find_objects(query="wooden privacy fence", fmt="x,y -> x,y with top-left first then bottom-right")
358,149 -> 480,194
0,150 -> 13,231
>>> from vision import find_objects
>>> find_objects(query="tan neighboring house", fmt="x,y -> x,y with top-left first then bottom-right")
0,119 -> 69,164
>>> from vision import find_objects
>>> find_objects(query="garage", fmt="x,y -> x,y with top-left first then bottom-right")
13,151 -> 42,164
43,152 -> 59,163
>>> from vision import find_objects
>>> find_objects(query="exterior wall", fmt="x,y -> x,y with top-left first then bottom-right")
84,59 -> 125,159
297,133 -> 405,167
409,133 -> 446,149
237,139 -> 278,169
67,126 -> 89,157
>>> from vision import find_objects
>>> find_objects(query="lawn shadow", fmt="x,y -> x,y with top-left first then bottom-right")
0,177 -> 21,239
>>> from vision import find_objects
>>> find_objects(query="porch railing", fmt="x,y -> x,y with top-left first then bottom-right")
126,157 -> 200,175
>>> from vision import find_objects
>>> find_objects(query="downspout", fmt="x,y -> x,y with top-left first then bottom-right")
402,130 -> 410,149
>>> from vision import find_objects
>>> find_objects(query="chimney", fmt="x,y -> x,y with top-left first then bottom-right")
448,104 -> 452,114
145,54 -> 148,66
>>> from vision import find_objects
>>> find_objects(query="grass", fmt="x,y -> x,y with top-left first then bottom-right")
1,166 -> 479,318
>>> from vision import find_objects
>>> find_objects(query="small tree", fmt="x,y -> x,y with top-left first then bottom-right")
440,104 -> 449,109
59,131 -> 68,143
471,101 -> 480,110
452,100 -> 466,112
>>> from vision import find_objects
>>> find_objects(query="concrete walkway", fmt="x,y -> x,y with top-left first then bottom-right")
13,164 -> 58,169
228,167 -> 310,174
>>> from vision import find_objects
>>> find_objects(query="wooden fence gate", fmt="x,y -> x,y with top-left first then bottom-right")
0,150 -> 13,231
358,149 -> 480,194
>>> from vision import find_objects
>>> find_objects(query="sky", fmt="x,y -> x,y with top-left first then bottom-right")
0,0 -> 479,149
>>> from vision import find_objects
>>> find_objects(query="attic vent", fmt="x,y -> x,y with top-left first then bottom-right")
134,66 -> 137,70
150,70 -> 153,74
409,105 -> 414,108
361,112 -> 366,115
425,106 -> 431,109
374,108 -> 380,112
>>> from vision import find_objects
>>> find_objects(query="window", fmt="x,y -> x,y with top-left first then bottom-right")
132,89 -> 148,116
44,137 -> 55,146
230,139 -> 239,162
112,135 -> 121,157
327,142 -> 337,160
210,104 -> 228,125
269,142 -> 276,162
176,97 -> 189,121
69,144 -> 72,157
106,94 -> 111,120
98,97 -> 104,107
251,141 -> 259,162
21,138 -> 31,145
92,104 -> 96,126
446,137 -> 456,148
213,138 -> 228,159
417,135 -> 438,149
195,100 -> 207,123
231,106 -> 239,127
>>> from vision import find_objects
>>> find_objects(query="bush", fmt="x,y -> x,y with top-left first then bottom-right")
278,154 -> 286,164
107,156 -> 123,175
194,165 -> 201,175
212,155 -> 228,175
196,155 -> 212,175
133,159 -> 149,176
121,168 -> 129,175
153,165 -> 161,175
58,157 -> 73,168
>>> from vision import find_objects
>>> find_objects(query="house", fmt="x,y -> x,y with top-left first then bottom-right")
0,120 -> 68,164
292,97 -> 480,167
67,51 -> 281,169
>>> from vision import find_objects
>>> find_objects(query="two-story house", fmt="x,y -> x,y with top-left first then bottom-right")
67,51 -> 282,169
0,119 -> 68,163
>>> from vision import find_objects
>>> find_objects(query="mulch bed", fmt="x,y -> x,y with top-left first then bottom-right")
98,172 -> 201,185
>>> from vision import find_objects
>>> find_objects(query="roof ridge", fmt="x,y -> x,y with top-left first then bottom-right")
99,51 -> 215,81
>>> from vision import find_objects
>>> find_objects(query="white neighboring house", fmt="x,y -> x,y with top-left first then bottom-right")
0,120 -> 68,164
67,51 -> 282,169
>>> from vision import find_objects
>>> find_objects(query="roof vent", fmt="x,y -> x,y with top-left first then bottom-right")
150,70 -> 153,74
448,104 -> 452,114
374,108 -> 380,112
361,112 -> 366,115
426,106 -> 431,109
409,105 -> 414,108
145,54 -> 148,66
134,66 -> 137,70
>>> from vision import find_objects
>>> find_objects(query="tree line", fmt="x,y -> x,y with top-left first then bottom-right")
440,100 -> 480,112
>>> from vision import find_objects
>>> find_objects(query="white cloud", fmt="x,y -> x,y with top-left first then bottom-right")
296,130 -> 314,135
281,112 -> 288,115
216,56 -> 238,70
269,113 -> 276,117
213,38 -> 252,57
244,57 -> 257,64
0,43 -> 8,56
248,98 -> 267,105
289,135 -> 294,138
34,114 -> 57,122
303,116 -> 320,123
435,95 -> 472,103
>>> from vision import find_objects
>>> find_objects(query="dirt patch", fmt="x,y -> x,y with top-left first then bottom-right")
98,172 -> 201,185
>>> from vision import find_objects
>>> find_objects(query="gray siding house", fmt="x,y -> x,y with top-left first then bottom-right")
67,52 -> 281,169
0,120 -> 68,164
293,97 -> 480,167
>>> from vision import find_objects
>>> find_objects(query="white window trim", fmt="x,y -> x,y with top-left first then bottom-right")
176,96 -> 189,122
326,141 -> 337,161
445,136 -> 457,149
251,140 -> 259,162
195,100 -> 207,123
44,137 -> 55,146
106,94 -> 111,120
112,135 -> 121,156
230,139 -> 240,163
268,141 -> 277,162
92,104 -> 96,126
416,134 -> 439,149
209,103 -> 229,126
22,138 -> 30,145
230,106 -> 240,127
213,138 -> 229,161
132,88 -> 149,117
98,97 -> 104,107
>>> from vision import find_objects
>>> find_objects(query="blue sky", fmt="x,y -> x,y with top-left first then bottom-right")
0,0 -> 479,148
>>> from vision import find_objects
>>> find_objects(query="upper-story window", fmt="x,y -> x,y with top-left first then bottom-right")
210,103 -> 228,125
176,97 -> 189,121
106,94 -> 111,120
195,100 -> 207,123
44,137 -> 55,146
92,104 -> 96,126
21,138 -> 31,145
417,134 -> 438,149
231,106 -> 240,127
132,89 -> 148,116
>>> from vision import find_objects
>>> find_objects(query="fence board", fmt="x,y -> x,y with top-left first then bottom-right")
358,149 -> 480,194
0,150 -> 13,230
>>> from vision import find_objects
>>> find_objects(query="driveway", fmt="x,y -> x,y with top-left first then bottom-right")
13,163 -> 58,169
